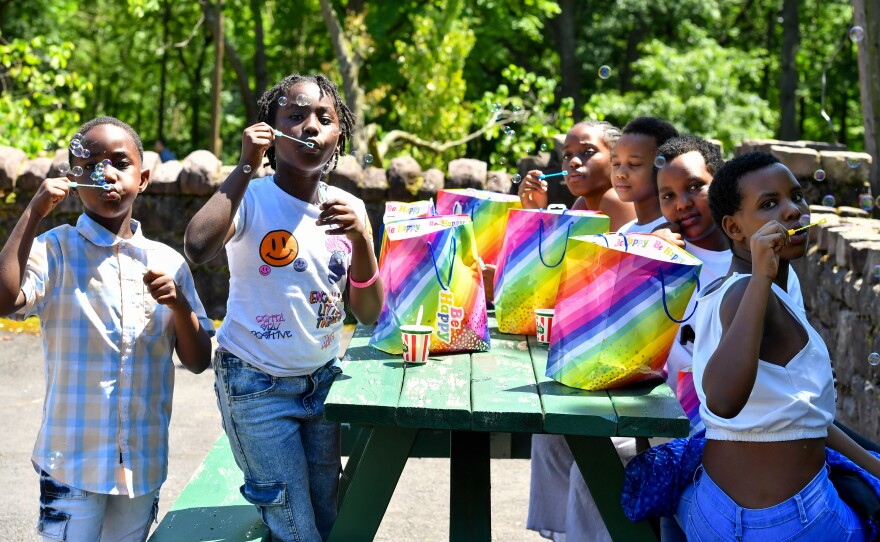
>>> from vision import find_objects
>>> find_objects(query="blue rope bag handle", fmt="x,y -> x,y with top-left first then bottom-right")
658,267 -> 701,323
452,200 -> 480,222
427,237 -> 457,291
538,217 -> 574,268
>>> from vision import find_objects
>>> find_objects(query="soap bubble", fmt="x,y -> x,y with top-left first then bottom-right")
496,115 -> 503,121
90,171 -> 100,181
654,156 -> 666,169
512,105 -> 521,113
505,129 -> 516,139
873,265 -> 880,279
799,214 -> 811,227
295,94 -> 311,107
58,161 -> 70,174
540,143 -> 548,152
70,166 -> 84,177
849,26 -> 865,43
43,140 -> 54,151
491,103 -> 502,113
499,157 -> 507,165
870,352 -> 880,366
350,150 -> 358,159
813,169 -> 826,182
101,159 -> 111,166
82,149 -> 90,158
277,95 -> 288,106
363,153 -> 373,165
242,164 -> 252,173
821,195 -> 836,207
512,174 -> 522,184
859,195 -> 874,211
47,451 -> 64,470
846,157 -> 860,169
598,65 -> 611,79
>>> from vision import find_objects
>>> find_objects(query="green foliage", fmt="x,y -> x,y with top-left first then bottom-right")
0,36 -> 91,157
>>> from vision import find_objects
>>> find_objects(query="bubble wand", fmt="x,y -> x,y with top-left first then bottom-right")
273,129 -> 315,148
68,182 -> 112,191
538,171 -> 569,180
787,217 -> 827,236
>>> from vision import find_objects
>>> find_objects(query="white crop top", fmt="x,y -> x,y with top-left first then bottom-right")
692,273 -> 835,442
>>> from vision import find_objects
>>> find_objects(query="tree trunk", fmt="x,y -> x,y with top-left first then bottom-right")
760,9 -> 776,100
157,0 -> 171,142
251,0 -> 267,100
318,0 -> 367,155
619,22 -> 644,93
779,0 -> 799,140
550,0 -> 581,111
208,0 -> 223,157
853,0 -> 880,195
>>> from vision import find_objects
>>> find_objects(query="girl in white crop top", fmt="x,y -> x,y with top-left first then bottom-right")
675,155 -> 880,541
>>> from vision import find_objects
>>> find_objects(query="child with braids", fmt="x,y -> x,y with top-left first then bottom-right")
185,74 -> 384,541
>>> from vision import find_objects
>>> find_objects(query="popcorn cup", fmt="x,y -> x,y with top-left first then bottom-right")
534,309 -> 555,344
401,325 -> 433,363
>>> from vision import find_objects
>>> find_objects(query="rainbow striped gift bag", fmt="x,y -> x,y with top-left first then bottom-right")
383,200 -> 436,223
435,189 -> 522,267
546,233 -> 701,390
494,208 -> 610,335
369,215 -> 490,355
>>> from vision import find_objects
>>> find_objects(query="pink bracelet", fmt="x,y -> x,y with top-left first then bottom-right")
349,268 -> 380,289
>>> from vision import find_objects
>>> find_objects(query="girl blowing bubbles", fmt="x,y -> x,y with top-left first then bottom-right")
185,74 -> 383,541
677,152 -> 878,540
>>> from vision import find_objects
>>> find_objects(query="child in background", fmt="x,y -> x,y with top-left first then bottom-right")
184,74 -> 383,541
611,116 -> 679,233
0,116 -> 214,541
677,151 -> 878,540
517,121 -> 635,230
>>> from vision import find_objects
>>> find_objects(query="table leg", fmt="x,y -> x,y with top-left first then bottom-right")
328,426 -> 419,542
450,431 -> 491,542
565,435 -> 658,542
338,425 -> 371,507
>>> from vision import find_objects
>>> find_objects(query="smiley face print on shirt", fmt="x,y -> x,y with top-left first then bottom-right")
260,230 -> 299,267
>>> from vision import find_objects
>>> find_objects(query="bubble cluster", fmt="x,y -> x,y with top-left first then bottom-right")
846,157 -> 860,169
512,173 -> 522,184
598,65 -> 611,79
654,156 -> 666,169
870,352 -> 880,366
58,161 -> 70,174
821,195 -> 836,207
69,133 -> 89,159
87,159 -> 112,185
859,194 -> 874,212
813,169 -> 826,182
278,95 -> 289,106
849,26 -> 866,43
47,451 -> 64,470
363,153 -> 373,165
243,164 -> 252,174
295,94 -> 311,107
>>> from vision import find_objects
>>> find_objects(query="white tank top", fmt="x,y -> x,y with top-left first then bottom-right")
692,273 -> 835,442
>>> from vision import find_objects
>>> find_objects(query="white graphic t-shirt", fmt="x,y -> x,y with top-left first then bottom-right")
217,176 -> 367,376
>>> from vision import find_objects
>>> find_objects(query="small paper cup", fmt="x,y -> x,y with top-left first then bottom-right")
535,309 -> 555,344
401,325 -> 433,363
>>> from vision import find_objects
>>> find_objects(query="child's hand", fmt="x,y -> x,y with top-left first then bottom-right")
652,223 -> 685,248
517,169 -> 549,209
144,269 -> 190,312
750,220 -> 789,280
318,199 -> 367,241
240,122 -> 275,172
30,177 -> 71,218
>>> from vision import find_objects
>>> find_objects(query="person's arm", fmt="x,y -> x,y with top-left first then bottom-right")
702,221 -> 788,418
517,169 -> 549,209
318,200 -> 384,324
143,269 -> 212,373
184,123 -> 273,264
598,190 -> 636,231
0,177 -> 69,315
827,423 -> 880,479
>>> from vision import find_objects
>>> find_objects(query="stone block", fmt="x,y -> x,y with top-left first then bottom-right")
0,146 -> 27,192
48,149 -> 70,177
328,155 -> 363,195
550,135 -> 566,168
768,145 -> 819,179
421,168 -> 445,199
142,151 -> 162,176
486,171 -> 511,194
835,230 -> 880,269
386,156 -> 423,201
16,158 -> 53,195
819,150 -> 872,185
179,150 -> 221,196
148,160 -> 183,194
360,167 -> 387,201
837,206 -> 870,218
447,158 -> 487,190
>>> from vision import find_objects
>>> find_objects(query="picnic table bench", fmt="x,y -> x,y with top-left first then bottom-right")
150,316 -> 688,541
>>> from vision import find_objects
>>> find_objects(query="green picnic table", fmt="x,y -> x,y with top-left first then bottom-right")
326,317 -> 689,542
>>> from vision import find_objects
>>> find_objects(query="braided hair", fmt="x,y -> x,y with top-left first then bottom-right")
576,120 -> 621,150
257,74 -> 356,172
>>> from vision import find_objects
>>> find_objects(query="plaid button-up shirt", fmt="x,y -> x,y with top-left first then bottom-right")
14,214 -> 213,496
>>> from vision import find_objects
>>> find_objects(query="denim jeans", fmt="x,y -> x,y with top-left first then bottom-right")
675,464 -> 867,541
213,350 -> 342,542
36,470 -> 159,542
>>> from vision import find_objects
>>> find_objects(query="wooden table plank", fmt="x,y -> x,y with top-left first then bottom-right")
528,336 -> 618,436
470,325 -> 543,433
608,380 -> 690,437
325,325 -> 404,426
396,353 -> 473,429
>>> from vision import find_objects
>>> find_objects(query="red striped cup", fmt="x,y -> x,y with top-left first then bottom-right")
535,309 -> 554,344
401,325 -> 433,363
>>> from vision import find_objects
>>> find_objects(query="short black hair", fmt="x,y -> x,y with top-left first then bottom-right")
708,151 -> 781,230
72,116 -> 144,162
575,120 -> 621,149
656,135 -> 724,176
621,116 -> 679,148
257,74 -> 355,172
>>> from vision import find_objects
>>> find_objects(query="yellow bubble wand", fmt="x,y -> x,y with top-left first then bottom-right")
787,217 -> 827,236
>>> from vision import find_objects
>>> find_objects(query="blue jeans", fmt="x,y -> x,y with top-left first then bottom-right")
213,350 -> 342,542
675,464 -> 867,541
